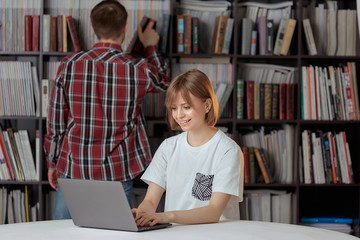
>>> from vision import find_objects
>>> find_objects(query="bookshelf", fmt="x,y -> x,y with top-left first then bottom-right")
0,0 -> 359,236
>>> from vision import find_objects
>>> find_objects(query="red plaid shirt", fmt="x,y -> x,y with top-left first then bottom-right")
44,42 -> 170,181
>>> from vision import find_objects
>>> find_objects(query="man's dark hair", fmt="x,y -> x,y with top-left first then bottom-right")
90,0 -> 128,40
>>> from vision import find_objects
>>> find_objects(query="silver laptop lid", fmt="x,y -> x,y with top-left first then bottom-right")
58,178 -> 139,231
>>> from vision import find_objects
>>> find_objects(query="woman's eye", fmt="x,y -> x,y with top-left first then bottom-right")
184,106 -> 190,109
170,107 -> 176,110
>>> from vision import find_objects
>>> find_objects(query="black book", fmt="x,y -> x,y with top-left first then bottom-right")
126,16 -> 157,55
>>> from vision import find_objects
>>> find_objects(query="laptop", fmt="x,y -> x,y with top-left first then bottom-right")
58,178 -> 171,232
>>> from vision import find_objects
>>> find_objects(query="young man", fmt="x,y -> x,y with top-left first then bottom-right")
44,0 -> 170,220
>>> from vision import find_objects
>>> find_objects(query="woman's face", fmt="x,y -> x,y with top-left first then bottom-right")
170,92 -> 209,132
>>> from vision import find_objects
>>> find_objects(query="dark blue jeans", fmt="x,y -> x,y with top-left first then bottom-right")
52,178 -> 133,220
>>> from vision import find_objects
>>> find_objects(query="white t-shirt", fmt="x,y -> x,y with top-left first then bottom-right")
141,130 -> 244,220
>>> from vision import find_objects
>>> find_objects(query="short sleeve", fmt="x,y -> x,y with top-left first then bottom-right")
141,139 -> 168,189
212,144 -> 243,202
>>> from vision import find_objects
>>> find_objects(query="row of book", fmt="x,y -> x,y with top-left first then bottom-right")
44,0 -> 171,53
0,61 -> 39,117
240,189 -> 292,224
0,128 -> 40,181
0,186 -> 38,224
237,63 -> 296,120
300,130 -> 354,184
1,0 -> 170,53
301,62 -> 360,120
238,125 -> 295,184
175,13 -> 233,55
42,15 -> 80,52
175,0 -> 232,54
238,1 -> 296,56
0,0 -> 41,52
302,1 -> 358,56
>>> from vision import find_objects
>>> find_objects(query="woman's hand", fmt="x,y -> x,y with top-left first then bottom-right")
134,211 -> 170,226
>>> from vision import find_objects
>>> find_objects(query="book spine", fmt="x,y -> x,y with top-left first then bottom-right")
62,15 -> 68,52
254,148 -> 271,184
279,83 -> 286,120
159,14 -> 170,54
25,15 -> 33,51
183,14 -> 192,54
237,79 -> 244,119
254,82 -> 260,120
211,15 -> 228,54
43,15 -> 50,52
250,30 -> 257,55
241,18 -> 252,55
243,146 -> 250,184
57,15 -> 63,52
257,16 -> 267,55
260,83 -> 265,119
264,83 -> 272,119
32,15 -> 40,52
271,84 -> 279,120
246,81 -> 254,119
66,16 -> 81,52
280,18 -> 297,56
191,17 -> 199,54
273,17 -> 288,55
176,15 -> 184,53
248,147 -> 256,184
286,83 -> 295,120
222,18 -> 233,54
50,16 -> 57,52
266,19 -> 274,55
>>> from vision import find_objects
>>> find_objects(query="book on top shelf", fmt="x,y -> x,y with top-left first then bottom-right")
126,16 -> 157,55
66,16 -> 81,52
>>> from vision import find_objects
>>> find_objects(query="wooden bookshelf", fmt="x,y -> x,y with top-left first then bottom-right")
0,0 -> 359,236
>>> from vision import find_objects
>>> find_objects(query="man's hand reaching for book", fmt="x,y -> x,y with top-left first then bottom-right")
138,20 -> 159,48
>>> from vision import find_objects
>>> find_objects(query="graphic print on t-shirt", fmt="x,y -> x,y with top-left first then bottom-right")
192,173 -> 214,201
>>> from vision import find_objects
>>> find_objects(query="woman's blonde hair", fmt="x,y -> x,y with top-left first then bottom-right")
165,69 -> 219,130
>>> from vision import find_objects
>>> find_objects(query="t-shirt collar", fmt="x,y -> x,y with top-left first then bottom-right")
93,42 -> 123,51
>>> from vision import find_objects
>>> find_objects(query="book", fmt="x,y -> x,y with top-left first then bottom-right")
49,16 -> 57,52
222,18 -> 233,54
254,148 -> 274,184
159,13 -> 170,54
32,15 -> 40,52
183,14 -> 192,54
302,18 -> 317,55
257,15 -> 267,55
176,15 -> 185,54
42,79 -> 50,118
246,80 -> 254,119
66,16 -> 81,52
191,17 -> 199,54
271,84 -> 279,120
241,18 -> 252,55
279,83 -> 286,120
250,30 -> 257,55
280,18 -> 297,56
57,15 -> 63,52
273,17 -> 289,55
0,130 -> 15,180
242,146 -> 250,184
43,14 -> 50,52
215,83 -> 233,117
25,15 -> 33,51
211,15 -> 228,54
286,83 -> 295,120
266,19 -> 274,55
237,79 -> 245,119
62,15 -> 68,52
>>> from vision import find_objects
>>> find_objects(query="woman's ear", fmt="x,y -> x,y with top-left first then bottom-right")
205,98 -> 212,113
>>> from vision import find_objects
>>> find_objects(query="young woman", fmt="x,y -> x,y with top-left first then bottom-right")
132,69 -> 244,226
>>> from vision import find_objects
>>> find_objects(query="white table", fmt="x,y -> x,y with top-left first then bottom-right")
0,219 -> 358,240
